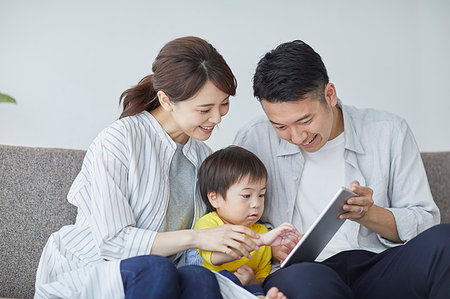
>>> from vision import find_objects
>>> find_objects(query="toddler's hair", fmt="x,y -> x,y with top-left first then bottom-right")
198,146 -> 267,212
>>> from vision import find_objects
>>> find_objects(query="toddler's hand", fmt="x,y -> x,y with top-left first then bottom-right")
259,222 -> 301,247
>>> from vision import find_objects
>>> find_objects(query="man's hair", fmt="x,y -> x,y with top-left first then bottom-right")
198,146 -> 268,213
253,40 -> 329,103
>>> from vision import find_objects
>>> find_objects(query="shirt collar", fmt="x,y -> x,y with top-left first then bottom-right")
339,100 -> 365,154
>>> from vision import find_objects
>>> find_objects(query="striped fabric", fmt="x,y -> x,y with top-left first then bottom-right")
34,111 -> 257,298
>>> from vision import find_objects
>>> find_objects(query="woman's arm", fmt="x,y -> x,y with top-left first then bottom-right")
152,224 -> 261,260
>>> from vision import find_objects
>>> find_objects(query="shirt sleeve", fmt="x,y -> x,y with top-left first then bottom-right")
194,213 -> 218,266
254,246 -> 272,279
384,119 -> 440,243
88,125 -> 156,260
254,224 -> 272,279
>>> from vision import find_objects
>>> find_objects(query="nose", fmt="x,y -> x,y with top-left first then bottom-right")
290,126 -> 308,145
250,197 -> 261,208
209,108 -> 222,125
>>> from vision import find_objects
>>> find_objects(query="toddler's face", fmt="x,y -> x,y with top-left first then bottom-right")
213,175 -> 266,226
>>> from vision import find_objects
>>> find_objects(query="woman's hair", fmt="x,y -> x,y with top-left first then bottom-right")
119,36 -> 237,119
198,146 -> 268,213
253,40 -> 329,103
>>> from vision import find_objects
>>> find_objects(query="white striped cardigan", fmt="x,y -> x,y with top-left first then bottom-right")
35,111 -> 256,299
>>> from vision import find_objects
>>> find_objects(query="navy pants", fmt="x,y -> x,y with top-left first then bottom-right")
120,255 -> 222,299
219,270 -> 265,296
263,224 -> 450,299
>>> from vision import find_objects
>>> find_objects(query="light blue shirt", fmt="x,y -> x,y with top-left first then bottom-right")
234,101 -> 440,254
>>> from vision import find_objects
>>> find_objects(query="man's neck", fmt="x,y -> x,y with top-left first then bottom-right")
329,106 -> 344,140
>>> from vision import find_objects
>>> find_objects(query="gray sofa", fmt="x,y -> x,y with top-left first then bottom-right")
1,144 -> 449,299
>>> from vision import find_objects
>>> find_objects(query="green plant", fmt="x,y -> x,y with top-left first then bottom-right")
0,92 -> 16,103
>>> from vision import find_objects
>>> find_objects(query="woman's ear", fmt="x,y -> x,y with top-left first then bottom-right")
157,91 -> 174,112
207,191 -> 220,209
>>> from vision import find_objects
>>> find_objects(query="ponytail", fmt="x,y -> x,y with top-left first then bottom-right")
119,74 -> 159,119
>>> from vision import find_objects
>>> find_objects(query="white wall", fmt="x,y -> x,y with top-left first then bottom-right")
1,0 -> 449,152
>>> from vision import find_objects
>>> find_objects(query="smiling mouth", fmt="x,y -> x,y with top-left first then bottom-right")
200,126 -> 214,132
301,134 -> 317,146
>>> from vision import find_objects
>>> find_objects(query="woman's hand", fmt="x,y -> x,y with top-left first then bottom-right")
258,222 -> 300,247
195,224 -> 260,260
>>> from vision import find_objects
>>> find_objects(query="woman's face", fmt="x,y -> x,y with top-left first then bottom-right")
169,81 -> 230,143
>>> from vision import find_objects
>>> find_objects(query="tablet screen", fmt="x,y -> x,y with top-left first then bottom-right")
280,186 -> 357,268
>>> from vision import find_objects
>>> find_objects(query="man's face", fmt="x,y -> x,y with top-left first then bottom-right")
261,84 -> 342,153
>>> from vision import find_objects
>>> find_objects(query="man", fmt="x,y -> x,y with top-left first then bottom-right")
234,40 -> 449,298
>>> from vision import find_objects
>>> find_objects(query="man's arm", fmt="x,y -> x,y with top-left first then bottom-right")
340,181 -> 402,243
342,119 -> 439,243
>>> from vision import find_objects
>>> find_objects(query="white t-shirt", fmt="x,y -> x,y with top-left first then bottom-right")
292,132 -> 354,261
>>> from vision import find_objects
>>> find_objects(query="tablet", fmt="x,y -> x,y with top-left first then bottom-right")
280,186 -> 357,268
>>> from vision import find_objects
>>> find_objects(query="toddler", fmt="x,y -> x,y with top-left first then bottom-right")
195,146 -> 300,299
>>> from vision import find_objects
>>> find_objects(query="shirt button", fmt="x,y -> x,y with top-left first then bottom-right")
286,209 -> 290,214
293,176 -> 298,181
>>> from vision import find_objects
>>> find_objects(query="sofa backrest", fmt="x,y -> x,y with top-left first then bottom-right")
421,152 -> 450,223
0,145 -> 449,299
1,145 -> 84,299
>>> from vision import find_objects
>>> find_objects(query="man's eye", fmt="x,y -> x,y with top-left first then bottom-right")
241,194 -> 250,199
221,102 -> 229,107
199,110 -> 210,114
276,126 -> 286,131
259,194 -> 265,198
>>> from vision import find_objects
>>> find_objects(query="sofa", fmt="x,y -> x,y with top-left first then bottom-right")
1,144 -> 449,299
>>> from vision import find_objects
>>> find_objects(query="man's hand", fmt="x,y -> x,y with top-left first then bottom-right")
340,180 -> 374,221
340,180 -> 401,243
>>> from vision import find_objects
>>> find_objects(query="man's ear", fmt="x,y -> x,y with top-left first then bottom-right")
157,91 -> 174,112
207,191 -> 220,209
324,83 -> 338,107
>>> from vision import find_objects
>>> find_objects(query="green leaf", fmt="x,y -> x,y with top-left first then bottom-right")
0,93 -> 16,103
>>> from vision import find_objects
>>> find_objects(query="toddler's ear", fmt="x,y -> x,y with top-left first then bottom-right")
207,191 -> 219,208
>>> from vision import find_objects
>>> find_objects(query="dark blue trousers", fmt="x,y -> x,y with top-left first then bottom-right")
219,270 -> 265,296
263,224 -> 450,299
120,255 -> 222,299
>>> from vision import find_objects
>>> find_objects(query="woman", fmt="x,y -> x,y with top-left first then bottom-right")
35,36 -> 261,299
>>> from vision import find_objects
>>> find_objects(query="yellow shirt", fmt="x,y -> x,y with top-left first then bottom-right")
194,212 -> 271,279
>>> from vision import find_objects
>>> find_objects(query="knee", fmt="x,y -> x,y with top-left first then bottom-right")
265,262 -> 337,287
121,255 -> 178,280
178,265 -> 221,296
179,265 -> 216,284
285,262 -> 335,276
264,263 -> 351,298
429,223 -> 450,237
420,224 -> 450,248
